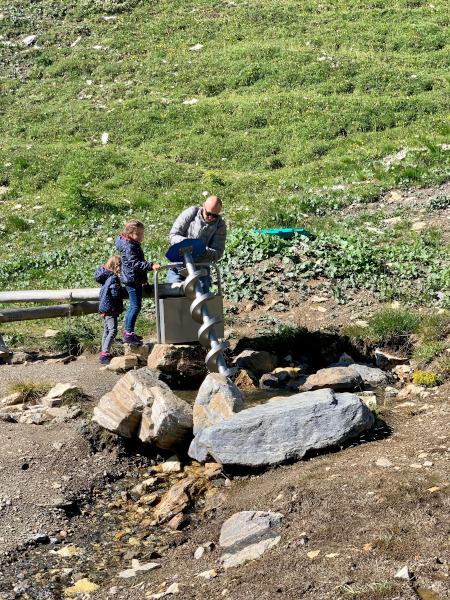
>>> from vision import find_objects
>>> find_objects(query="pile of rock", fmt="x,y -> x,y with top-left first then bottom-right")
0,383 -> 82,425
92,368 -> 193,450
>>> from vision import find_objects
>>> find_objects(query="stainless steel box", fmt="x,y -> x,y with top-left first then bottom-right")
158,296 -> 224,344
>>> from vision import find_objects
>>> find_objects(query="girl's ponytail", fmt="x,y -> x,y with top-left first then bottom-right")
105,255 -> 122,278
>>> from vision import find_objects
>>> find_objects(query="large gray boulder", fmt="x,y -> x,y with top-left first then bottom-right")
189,389 -> 374,468
193,373 -> 244,435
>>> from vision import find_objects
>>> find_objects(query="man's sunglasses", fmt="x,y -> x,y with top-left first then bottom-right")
203,208 -> 220,219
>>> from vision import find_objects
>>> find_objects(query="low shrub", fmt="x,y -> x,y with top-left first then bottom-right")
412,370 -> 442,387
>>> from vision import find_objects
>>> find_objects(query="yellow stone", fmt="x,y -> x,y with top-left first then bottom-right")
56,544 -> 83,557
64,579 -> 99,596
128,537 -> 141,546
307,550 -> 320,559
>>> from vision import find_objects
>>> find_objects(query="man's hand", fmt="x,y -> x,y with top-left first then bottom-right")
152,263 -> 161,271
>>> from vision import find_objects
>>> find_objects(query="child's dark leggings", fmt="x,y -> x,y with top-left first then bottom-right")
124,284 -> 143,333
102,315 -> 118,353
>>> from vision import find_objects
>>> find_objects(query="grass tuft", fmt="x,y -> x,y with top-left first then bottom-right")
8,381 -> 52,403
369,308 -> 420,347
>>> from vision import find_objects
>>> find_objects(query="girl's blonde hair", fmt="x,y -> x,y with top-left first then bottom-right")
104,255 -> 121,278
124,219 -> 144,238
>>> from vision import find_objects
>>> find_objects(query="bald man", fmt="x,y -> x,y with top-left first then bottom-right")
167,196 -> 227,292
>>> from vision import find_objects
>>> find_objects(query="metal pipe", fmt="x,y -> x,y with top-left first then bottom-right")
0,284 -> 184,305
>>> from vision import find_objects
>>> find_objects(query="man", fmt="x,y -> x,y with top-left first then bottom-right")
167,195 -> 226,292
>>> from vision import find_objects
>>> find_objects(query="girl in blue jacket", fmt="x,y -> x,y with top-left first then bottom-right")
115,219 -> 160,346
94,256 -> 124,365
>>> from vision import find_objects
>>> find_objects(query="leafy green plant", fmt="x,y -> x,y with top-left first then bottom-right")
5,215 -> 30,232
429,195 -> 450,211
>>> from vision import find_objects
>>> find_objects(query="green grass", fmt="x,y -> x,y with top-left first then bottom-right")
0,0 -> 449,294
412,340 -> 447,364
368,308 -> 420,345
8,381 -> 52,403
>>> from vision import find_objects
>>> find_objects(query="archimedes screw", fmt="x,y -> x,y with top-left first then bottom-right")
179,245 -> 237,377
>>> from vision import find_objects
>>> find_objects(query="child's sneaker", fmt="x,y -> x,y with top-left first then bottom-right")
98,353 -> 112,365
133,333 -> 144,341
122,331 -> 143,346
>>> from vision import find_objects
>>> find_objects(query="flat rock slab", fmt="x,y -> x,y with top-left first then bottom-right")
329,362 -> 389,388
304,366 -> 363,392
219,511 -> 283,568
189,389 -> 374,468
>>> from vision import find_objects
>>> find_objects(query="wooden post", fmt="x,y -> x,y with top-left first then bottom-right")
0,302 -> 99,324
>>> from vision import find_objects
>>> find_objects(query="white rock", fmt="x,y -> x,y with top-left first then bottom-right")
189,43 -> 203,50
194,546 -> 205,559
44,328 -> 60,338
182,98 -> 198,104
22,35 -> 36,46
394,565 -> 410,580
161,459 -> 182,473
42,383 -> 79,407
118,562 -> 160,578
101,132 -> 109,145
376,458 -> 393,468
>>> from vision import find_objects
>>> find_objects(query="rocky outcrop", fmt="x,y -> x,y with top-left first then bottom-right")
189,389 -> 374,468
375,349 -> 409,370
219,511 -> 284,568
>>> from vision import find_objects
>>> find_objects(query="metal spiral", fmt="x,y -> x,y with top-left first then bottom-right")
181,249 -> 237,377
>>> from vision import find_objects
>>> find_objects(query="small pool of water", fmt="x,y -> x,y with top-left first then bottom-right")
176,388 -> 294,408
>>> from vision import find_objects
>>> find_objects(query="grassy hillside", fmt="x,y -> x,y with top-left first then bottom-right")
0,0 -> 449,291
